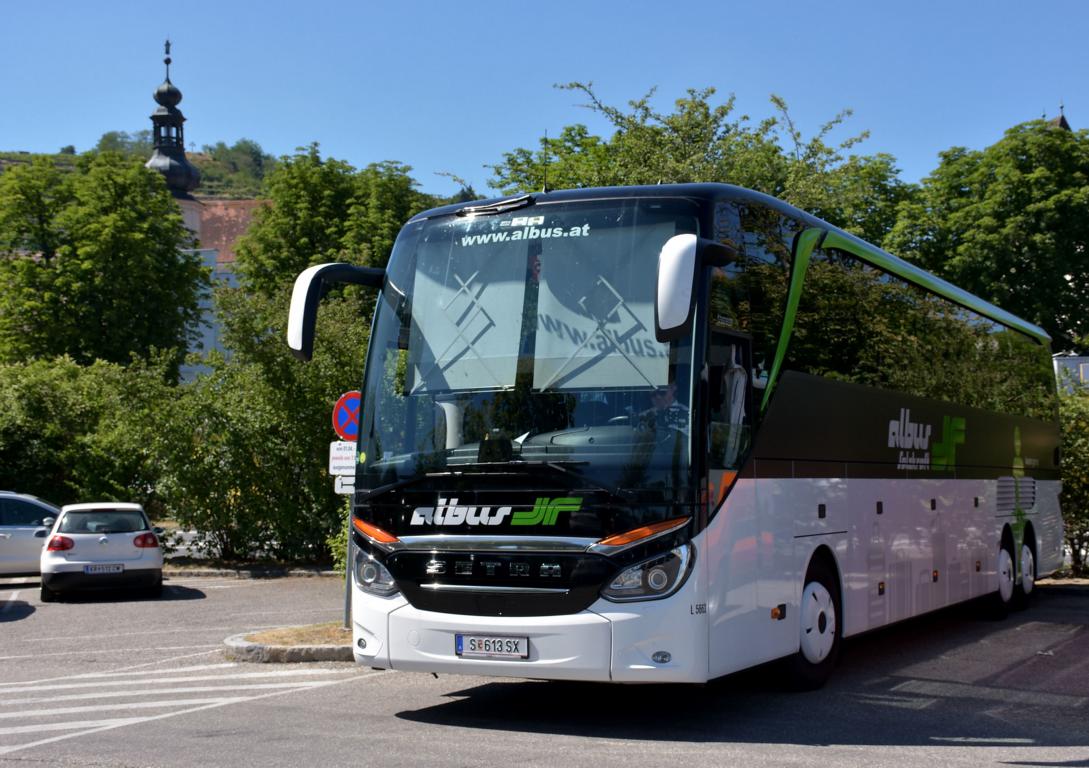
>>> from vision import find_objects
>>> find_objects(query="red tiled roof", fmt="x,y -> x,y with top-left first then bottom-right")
195,198 -> 265,265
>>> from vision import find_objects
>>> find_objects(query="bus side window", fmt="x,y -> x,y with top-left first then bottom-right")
708,331 -> 752,470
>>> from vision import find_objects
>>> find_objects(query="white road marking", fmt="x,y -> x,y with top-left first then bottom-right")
0,667 -> 351,694
23,625 -> 283,642
1,680 -> 343,707
0,717 -> 148,736
113,648 -> 221,671
0,670 -> 384,756
65,662 -> 238,680
0,697 -> 243,720
2,657 -> 236,688
0,644 -> 220,661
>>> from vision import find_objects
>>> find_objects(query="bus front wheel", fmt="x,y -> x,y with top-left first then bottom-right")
788,558 -> 842,689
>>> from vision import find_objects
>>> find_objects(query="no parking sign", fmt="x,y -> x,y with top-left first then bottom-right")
332,390 -> 361,441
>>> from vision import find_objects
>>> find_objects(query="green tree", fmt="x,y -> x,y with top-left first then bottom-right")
235,145 -> 435,294
885,120 -> 1089,347
194,138 -> 275,198
344,160 -> 435,267
1059,390 -> 1089,573
0,155 -> 73,260
0,356 -> 171,508
0,153 -> 207,371
94,130 -> 153,158
154,291 -> 369,560
233,145 -> 359,295
488,83 -> 917,241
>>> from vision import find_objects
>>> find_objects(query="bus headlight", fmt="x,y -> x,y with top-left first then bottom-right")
355,552 -> 399,597
601,544 -> 693,602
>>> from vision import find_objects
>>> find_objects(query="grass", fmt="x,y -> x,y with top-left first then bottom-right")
244,622 -> 351,647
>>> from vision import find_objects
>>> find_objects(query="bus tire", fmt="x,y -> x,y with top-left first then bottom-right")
991,538 -> 1016,619
1012,537 -> 1036,611
788,557 -> 841,690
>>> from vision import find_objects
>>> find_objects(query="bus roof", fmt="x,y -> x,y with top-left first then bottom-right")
410,183 -> 1050,345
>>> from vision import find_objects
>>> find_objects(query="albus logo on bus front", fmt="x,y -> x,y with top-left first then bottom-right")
887,408 -> 966,471
409,497 -> 583,526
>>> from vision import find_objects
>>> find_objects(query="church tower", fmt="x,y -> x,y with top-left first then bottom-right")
145,40 -> 202,233
145,40 -> 201,198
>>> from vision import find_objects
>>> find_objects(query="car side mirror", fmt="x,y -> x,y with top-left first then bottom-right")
41,517 -> 55,528
153,527 -> 165,535
655,235 -> 737,342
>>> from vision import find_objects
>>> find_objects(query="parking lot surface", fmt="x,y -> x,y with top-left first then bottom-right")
0,575 -> 1086,767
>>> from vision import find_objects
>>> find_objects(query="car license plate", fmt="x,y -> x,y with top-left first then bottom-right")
83,564 -> 124,575
455,634 -> 529,659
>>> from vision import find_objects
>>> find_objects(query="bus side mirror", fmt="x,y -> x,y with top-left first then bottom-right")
655,235 -> 736,342
287,263 -> 385,361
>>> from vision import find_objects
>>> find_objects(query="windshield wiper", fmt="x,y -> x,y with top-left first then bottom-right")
456,194 -> 534,217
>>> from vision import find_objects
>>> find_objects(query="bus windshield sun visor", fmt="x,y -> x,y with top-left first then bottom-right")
287,262 -> 385,361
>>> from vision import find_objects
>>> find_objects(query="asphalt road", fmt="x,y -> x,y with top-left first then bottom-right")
0,574 -> 1086,767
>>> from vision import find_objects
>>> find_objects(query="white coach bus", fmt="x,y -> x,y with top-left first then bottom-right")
288,184 -> 1062,687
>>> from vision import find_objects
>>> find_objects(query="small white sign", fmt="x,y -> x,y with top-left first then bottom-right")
334,475 -> 355,495
329,441 -> 356,476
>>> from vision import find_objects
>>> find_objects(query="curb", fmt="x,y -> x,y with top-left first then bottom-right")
223,632 -> 354,663
164,568 -> 340,579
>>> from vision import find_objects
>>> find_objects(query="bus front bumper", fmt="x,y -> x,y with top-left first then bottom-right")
352,582 -> 708,683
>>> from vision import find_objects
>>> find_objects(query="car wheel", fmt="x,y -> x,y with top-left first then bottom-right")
145,575 -> 163,599
787,557 -> 841,690
40,584 -> 57,603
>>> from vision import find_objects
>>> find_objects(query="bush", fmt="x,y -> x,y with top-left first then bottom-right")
326,497 -> 352,575
152,288 -> 368,562
0,356 -> 170,509
1060,391 -> 1089,574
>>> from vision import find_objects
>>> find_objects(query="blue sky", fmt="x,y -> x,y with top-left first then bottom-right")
3,1 -> 1086,197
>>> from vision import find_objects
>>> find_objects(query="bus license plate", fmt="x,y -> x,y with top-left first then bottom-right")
455,634 -> 529,659
84,564 -> 124,574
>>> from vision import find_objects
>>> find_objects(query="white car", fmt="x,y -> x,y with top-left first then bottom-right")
0,491 -> 60,576
40,503 -> 163,602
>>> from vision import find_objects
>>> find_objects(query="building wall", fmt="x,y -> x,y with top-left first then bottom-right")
175,198 -> 260,380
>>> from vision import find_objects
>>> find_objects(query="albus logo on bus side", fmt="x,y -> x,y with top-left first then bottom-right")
410,497 -> 582,526
887,409 -> 966,471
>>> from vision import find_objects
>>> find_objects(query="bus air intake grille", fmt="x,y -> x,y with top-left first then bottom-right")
385,551 -> 615,617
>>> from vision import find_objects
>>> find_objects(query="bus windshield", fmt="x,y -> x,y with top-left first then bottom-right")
358,198 -> 700,504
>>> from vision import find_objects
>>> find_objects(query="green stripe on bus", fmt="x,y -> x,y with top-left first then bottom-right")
760,228 -> 823,413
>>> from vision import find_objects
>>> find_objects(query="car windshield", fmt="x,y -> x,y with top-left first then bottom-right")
59,510 -> 148,534
358,197 -> 699,505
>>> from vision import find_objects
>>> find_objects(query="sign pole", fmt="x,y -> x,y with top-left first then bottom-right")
344,508 -> 352,630
330,390 -> 362,633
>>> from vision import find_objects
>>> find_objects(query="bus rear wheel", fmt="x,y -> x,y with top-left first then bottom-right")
1012,542 -> 1035,610
788,558 -> 841,689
